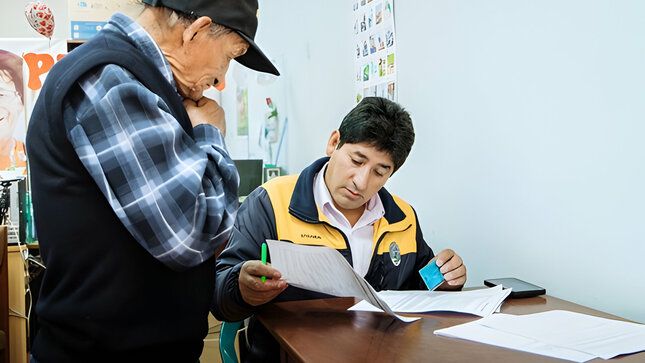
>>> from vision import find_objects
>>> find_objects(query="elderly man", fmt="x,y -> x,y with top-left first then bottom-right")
214,97 -> 467,361
26,0 -> 278,361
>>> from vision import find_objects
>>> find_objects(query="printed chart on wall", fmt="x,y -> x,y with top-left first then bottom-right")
0,39 -> 66,172
353,0 -> 396,103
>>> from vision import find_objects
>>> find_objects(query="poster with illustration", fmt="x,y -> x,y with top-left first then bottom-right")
0,39 -> 66,172
353,0 -> 396,103
236,87 -> 249,136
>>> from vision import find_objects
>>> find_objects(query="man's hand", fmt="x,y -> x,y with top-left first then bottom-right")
183,97 -> 226,135
239,260 -> 288,306
435,249 -> 467,290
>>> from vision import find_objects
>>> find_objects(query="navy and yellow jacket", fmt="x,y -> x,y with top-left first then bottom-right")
212,157 -> 434,361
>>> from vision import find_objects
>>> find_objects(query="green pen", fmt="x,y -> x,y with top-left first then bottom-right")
261,242 -> 267,282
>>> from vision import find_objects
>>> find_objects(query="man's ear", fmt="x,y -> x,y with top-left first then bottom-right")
325,130 -> 340,156
182,16 -> 212,43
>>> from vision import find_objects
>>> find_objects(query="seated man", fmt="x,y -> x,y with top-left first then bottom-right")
213,97 -> 467,361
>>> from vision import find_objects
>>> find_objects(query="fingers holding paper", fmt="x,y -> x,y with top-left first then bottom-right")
239,260 -> 288,306
435,249 -> 467,290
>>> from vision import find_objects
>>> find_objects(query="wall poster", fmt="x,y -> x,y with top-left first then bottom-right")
0,38 -> 66,173
0,38 -> 66,242
353,0 -> 396,103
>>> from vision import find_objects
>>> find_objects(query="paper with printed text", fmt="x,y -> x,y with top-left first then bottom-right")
266,239 -> 419,322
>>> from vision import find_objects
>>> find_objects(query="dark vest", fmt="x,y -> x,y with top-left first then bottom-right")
27,29 -> 213,362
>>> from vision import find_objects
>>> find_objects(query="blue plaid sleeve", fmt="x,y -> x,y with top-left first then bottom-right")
65,64 -> 239,271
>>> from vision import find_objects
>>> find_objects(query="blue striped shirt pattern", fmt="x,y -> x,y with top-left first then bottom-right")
64,13 -> 239,271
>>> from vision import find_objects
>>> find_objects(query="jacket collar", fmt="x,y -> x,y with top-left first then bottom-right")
289,157 -> 406,225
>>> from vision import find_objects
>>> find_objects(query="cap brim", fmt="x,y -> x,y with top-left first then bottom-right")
234,31 -> 280,76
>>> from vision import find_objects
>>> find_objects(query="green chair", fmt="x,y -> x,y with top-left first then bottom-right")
219,320 -> 244,363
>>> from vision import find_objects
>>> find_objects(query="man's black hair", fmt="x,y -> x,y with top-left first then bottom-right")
0,50 -> 24,104
337,97 -> 414,173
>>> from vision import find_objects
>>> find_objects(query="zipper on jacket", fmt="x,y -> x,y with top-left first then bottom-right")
366,223 -> 412,289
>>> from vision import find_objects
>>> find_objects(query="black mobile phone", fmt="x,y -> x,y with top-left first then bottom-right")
484,277 -> 546,298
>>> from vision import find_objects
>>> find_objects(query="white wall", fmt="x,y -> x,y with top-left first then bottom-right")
256,0 -> 645,323
250,1 -> 356,170
0,0 -> 68,39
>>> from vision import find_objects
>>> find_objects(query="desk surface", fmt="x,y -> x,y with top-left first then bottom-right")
257,294 -> 644,363
7,245 -> 28,363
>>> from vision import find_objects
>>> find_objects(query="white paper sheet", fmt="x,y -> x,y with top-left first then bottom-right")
435,310 -> 645,362
434,315 -> 596,362
479,310 -> 645,360
348,285 -> 511,317
266,240 -> 419,322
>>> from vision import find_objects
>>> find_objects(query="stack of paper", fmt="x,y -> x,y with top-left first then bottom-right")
435,310 -> 645,362
348,285 -> 511,317
266,239 -> 419,322
267,240 -> 511,323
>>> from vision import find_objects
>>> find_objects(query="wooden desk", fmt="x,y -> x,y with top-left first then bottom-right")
0,227 -> 8,363
257,295 -> 644,363
7,245 -> 28,363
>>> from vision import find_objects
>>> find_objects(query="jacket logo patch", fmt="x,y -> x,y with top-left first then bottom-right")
301,233 -> 322,239
389,242 -> 401,266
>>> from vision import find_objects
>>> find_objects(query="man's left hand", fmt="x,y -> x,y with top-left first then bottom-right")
435,249 -> 467,290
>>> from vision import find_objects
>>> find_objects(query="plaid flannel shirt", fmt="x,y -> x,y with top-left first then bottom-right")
64,13 -> 239,271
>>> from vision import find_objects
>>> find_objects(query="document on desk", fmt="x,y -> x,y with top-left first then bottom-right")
266,240 -> 419,323
480,310 -> 645,360
435,310 -> 645,362
435,314 -> 596,362
348,285 -> 511,317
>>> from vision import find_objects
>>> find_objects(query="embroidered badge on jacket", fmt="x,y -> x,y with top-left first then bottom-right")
389,241 -> 401,266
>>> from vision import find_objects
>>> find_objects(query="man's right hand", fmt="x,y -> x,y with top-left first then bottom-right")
239,260 -> 288,306
183,97 -> 226,136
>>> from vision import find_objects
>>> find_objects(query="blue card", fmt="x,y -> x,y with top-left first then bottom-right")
419,260 -> 444,291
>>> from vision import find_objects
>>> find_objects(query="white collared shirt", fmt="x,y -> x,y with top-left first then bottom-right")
313,163 -> 385,277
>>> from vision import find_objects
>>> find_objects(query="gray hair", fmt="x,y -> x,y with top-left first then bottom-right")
143,3 -> 233,38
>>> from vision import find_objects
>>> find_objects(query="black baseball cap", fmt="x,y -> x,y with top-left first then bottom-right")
142,0 -> 279,76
